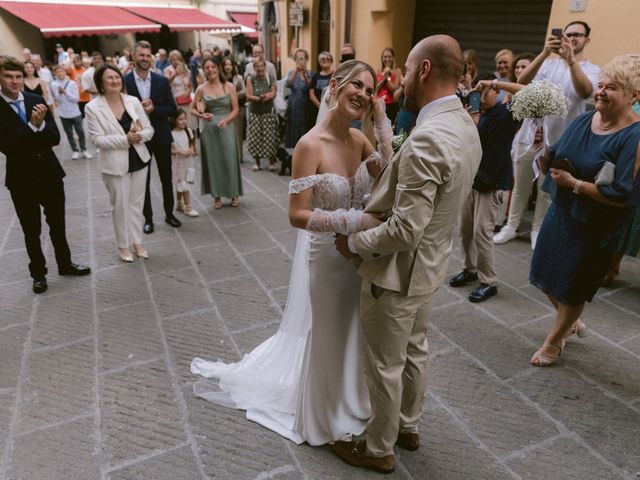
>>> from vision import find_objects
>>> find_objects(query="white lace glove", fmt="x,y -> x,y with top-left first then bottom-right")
373,97 -> 394,167
306,208 -> 382,235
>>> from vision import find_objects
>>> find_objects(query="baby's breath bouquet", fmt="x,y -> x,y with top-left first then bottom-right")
508,80 -> 569,121
392,130 -> 409,153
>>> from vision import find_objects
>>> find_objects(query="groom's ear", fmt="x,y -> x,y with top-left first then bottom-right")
419,59 -> 432,82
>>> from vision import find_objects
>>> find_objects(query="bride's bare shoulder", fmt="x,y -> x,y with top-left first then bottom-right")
292,127 -> 325,177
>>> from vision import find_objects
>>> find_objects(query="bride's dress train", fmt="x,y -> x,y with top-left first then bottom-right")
191,156 -> 382,445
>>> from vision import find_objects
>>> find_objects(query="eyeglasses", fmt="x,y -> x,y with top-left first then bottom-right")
565,32 -> 587,38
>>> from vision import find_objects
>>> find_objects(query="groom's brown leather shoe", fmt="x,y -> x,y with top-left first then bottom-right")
396,432 -> 420,451
332,440 -> 395,474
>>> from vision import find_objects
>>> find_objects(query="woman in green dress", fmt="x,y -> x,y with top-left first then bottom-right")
191,57 -> 243,208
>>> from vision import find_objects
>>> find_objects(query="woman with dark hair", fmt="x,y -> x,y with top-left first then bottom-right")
376,47 -> 403,122
85,64 -> 154,262
529,55 -> 640,366
221,56 -> 246,156
22,60 -> 50,105
191,57 -> 242,209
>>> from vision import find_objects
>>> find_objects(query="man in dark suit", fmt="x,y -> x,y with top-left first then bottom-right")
0,56 -> 90,293
124,40 -> 180,234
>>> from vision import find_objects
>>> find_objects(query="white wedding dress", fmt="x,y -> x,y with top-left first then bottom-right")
191,154 -> 387,445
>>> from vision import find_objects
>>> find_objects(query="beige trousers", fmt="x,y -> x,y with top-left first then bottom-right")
459,189 -> 501,286
507,143 -> 551,232
102,169 -> 147,248
360,279 -> 432,457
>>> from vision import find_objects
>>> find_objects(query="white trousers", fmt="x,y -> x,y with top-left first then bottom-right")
506,143 -> 551,232
102,169 -> 147,248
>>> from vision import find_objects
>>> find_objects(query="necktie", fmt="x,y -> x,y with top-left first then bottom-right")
10,100 -> 28,124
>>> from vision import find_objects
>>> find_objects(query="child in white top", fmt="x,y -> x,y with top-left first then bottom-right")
171,109 -> 198,217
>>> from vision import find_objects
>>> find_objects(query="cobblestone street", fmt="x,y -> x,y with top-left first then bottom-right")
1,131 -> 639,480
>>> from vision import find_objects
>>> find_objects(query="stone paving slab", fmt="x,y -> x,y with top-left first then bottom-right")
1,132 -> 640,479
16,339 -> 95,435
8,416 -> 100,480
101,360 -> 186,468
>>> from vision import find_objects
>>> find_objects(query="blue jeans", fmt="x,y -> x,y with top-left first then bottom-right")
60,115 -> 86,152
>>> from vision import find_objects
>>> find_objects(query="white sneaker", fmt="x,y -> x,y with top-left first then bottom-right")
493,225 -> 517,244
82,151 -> 93,159
71,151 -> 80,160
530,230 -> 539,250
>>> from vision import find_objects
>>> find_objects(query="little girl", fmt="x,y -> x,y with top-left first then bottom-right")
171,109 -> 198,217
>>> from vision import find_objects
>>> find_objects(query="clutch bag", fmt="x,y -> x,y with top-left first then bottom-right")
594,161 -> 615,186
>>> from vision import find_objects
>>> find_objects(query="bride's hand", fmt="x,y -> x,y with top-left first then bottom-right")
361,212 -> 383,230
372,97 -> 387,125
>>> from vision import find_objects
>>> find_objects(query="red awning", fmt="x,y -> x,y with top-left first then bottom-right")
122,6 -> 241,33
0,1 -> 161,37
228,11 -> 258,40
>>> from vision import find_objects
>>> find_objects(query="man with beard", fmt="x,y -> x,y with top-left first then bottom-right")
124,40 -> 180,233
493,21 -> 600,247
334,35 -> 482,474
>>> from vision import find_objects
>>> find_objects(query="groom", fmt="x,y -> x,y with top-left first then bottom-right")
335,35 -> 482,474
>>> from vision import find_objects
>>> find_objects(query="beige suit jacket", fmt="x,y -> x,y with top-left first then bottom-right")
85,94 -> 154,176
352,96 -> 482,297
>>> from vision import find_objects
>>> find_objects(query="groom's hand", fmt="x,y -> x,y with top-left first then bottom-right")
335,234 -> 354,259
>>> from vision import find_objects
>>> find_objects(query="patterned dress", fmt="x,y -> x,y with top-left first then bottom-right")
247,75 -> 279,160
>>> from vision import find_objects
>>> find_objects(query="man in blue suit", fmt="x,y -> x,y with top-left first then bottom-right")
124,40 -> 180,234
0,56 -> 90,293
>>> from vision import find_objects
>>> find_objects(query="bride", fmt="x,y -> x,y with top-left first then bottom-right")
191,60 -> 393,445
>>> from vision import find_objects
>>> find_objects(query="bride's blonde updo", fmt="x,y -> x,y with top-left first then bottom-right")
326,60 -> 377,118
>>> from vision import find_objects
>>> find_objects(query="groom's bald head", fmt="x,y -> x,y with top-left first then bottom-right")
412,35 -> 463,86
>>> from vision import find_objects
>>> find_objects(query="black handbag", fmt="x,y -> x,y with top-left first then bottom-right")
472,169 -> 497,193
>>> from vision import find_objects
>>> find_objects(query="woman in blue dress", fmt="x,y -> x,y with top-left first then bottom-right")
284,48 -> 313,149
529,55 -> 640,366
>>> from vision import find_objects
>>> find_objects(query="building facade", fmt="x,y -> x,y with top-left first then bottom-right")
0,0 -> 256,61
261,0 -> 639,79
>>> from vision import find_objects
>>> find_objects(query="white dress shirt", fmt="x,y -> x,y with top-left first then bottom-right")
0,90 -> 45,131
50,78 -> 81,119
81,66 -> 97,98
133,69 -> 152,100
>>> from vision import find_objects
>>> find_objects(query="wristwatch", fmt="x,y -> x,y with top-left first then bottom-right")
492,79 -> 498,91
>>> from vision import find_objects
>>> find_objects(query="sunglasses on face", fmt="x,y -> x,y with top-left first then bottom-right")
565,32 -> 587,38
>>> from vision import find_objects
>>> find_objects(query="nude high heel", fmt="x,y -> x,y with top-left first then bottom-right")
530,340 -> 565,367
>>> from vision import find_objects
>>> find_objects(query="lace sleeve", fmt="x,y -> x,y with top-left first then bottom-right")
372,98 -> 394,168
289,175 -> 321,194
305,208 -> 382,235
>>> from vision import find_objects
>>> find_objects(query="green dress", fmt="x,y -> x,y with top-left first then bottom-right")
200,94 -> 243,198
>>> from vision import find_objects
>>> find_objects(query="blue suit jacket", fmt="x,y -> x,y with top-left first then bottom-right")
124,71 -> 177,146
0,92 -> 64,189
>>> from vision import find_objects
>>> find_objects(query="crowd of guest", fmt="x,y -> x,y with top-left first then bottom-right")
1,21 -> 639,369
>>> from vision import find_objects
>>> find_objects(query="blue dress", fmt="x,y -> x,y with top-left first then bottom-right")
284,70 -> 313,148
530,111 -> 640,305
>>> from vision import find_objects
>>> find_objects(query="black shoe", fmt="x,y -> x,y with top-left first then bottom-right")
143,222 -> 154,234
165,215 -> 181,228
59,263 -> 92,276
449,270 -> 479,287
33,277 -> 48,294
469,283 -> 497,303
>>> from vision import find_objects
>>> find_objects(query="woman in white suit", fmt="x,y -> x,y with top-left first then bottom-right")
86,64 -> 154,262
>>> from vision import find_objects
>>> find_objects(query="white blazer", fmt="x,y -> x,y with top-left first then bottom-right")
85,94 -> 154,176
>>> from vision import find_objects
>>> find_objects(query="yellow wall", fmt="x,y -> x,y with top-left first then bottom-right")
0,11 -> 43,58
272,0 -> 415,76
547,0 -> 640,67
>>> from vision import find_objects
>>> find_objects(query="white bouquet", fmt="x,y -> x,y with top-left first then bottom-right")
392,131 -> 408,153
508,80 -> 569,121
